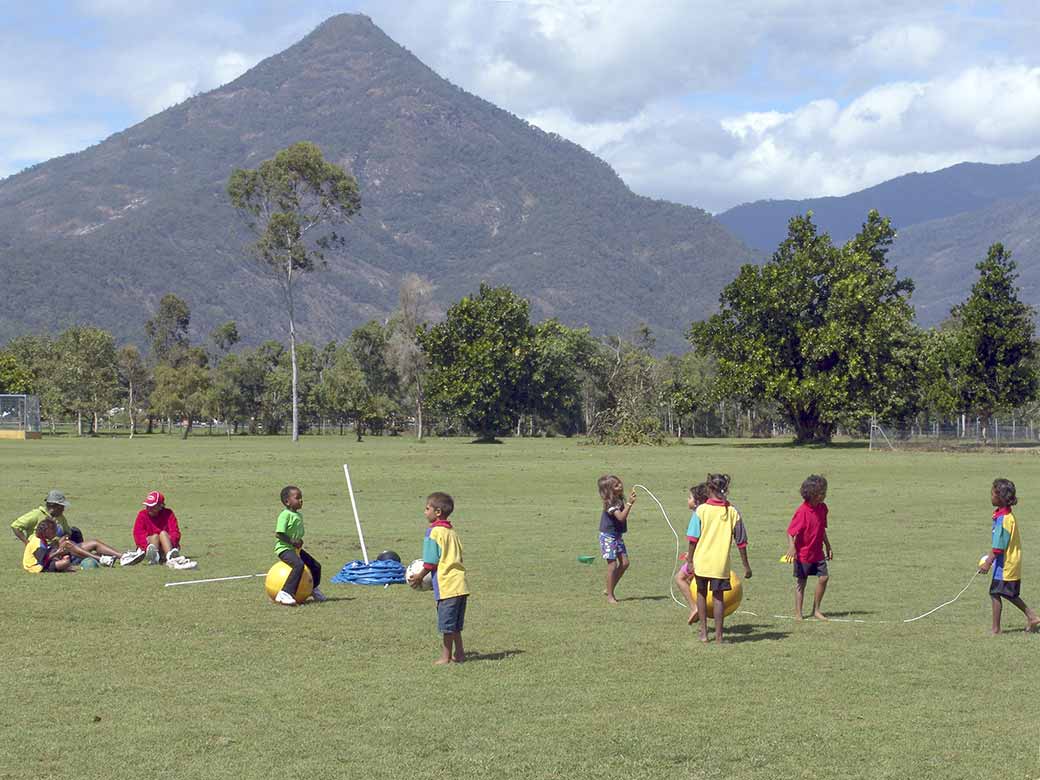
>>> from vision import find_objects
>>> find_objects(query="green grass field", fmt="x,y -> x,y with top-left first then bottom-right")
2,435 -> 1038,779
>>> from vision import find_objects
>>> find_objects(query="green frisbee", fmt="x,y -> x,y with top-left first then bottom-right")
577,555 -> 595,564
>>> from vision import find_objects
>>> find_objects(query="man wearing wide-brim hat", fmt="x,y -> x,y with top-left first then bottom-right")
11,490 -> 124,566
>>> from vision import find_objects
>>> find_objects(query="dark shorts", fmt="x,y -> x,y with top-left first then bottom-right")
694,575 -> 731,594
437,595 -> 468,633
990,578 -> 1021,599
794,560 -> 828,578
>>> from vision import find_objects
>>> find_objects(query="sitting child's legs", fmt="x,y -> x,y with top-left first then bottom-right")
278,550 -> 306,597
299,549 -> 322,588
78,539 -> 120,557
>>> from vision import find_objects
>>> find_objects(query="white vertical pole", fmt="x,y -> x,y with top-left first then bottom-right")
343,463 -> 369,564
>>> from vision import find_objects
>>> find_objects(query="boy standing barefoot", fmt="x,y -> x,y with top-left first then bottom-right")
413,492 -> 469,664
786,475 -> 833,621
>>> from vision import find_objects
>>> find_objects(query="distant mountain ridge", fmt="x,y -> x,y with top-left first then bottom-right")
717,156 -> 1040,325
717,156 -> 1040,254
0,14 -> 750,353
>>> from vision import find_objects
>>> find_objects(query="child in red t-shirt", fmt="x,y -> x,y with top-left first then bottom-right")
785,474 -> 833,621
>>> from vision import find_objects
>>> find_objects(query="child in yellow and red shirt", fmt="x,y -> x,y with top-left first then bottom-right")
978,478 -> 1040,634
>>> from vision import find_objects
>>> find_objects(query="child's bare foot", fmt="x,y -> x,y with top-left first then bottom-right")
990,628 -> 1002,636
687,611 -> 698,625
794,614 -> 804,622
813,611 -> 828,621
1026,618 -> 1040,633
715,638 -> 729,646
606,595 -> 619,604
434,656 -> 452,665
699,634 -> 709,643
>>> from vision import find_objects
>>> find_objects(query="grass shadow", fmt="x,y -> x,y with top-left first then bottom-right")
463,649 -> 524,663
717,623 -> 791,643
303,596 -> 354,604
619,595 -> 671,602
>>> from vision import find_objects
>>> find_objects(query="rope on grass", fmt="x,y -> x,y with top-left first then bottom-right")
900,569 -> 981,623
736,570 -> 982,624
633,484 -> 687,609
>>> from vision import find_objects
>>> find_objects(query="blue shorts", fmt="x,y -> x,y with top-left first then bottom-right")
599,533 -> 627,561
437,595 -> 468,633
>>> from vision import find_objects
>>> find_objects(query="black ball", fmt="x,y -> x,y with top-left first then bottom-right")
376,550 -> 401,562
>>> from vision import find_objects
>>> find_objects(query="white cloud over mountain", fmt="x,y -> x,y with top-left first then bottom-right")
1,1 -> 1039,212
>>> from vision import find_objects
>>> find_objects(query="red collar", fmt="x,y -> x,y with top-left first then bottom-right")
431,519 -> 453,529
706,498 -> 729,506
993,507 -> 1011,519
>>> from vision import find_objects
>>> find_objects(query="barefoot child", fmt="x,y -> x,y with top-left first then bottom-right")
676,482 -> 709,624
598,475 -> 636,604
272,486 -> 326,606
786,475 -> 833,621
412,492 -> 469,664
978,478 -> 1040,634
686,473 -> 752,644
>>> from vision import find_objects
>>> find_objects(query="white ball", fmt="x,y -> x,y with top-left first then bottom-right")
979,555 -> 989,568
406,559 -> 432,590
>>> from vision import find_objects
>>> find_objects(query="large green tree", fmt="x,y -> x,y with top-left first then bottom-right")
949,243 -> 1038,432
689,210 -> 918,443
420,284 -> 534,441
228,141 -> 361,442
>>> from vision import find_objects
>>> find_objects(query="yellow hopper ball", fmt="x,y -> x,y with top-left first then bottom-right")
688,571 -> 743,622
265,560 -> 314,603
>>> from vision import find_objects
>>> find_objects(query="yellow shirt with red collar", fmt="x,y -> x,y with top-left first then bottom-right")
422,520 -> 468,600
686,498 -> 748,579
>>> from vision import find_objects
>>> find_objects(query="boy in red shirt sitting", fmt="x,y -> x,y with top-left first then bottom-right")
785,474 -> 833,621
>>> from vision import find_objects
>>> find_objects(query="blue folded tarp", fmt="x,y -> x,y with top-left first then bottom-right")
331,559 -> 406,585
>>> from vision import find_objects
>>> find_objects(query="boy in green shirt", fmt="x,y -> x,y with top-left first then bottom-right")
273,485 -> 326,606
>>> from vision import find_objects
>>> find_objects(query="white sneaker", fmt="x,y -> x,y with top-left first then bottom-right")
166,556 -> 197,570
311,587 -> 327,602
145,544 -> 160,565
168,547 -> 180,560
120,549 -> 146,566
275,590 -> 297,606
98,555 -> 115,567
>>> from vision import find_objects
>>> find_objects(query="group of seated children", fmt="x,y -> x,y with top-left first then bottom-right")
13,489 -> 195,572
604,472 -> 1038,641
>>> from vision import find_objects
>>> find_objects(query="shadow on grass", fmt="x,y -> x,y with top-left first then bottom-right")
619,595 -> 672,602
303,596 -> 354,604
463,649 -> 524,662
723,623 -> 791,643
823,610 -> 875,618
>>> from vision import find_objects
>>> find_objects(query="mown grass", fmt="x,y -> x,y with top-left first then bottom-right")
2,434 -> 1038,779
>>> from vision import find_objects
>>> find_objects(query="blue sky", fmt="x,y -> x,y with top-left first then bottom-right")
2,0 -> 1038,212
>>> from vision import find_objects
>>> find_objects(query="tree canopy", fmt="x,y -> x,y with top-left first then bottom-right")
689,210 -> 918,443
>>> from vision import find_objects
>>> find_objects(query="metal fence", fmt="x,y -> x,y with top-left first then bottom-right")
0,394 -> 41,432
869,415 -> 1040,450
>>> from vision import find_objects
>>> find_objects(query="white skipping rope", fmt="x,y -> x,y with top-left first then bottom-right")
635,482 -> 983,624
633,484 -> 688,609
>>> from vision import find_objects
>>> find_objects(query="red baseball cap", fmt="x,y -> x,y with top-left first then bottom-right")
143,491 -> 165,507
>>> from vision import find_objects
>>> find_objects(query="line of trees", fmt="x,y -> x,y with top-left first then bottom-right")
1,210 -> 1036,445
